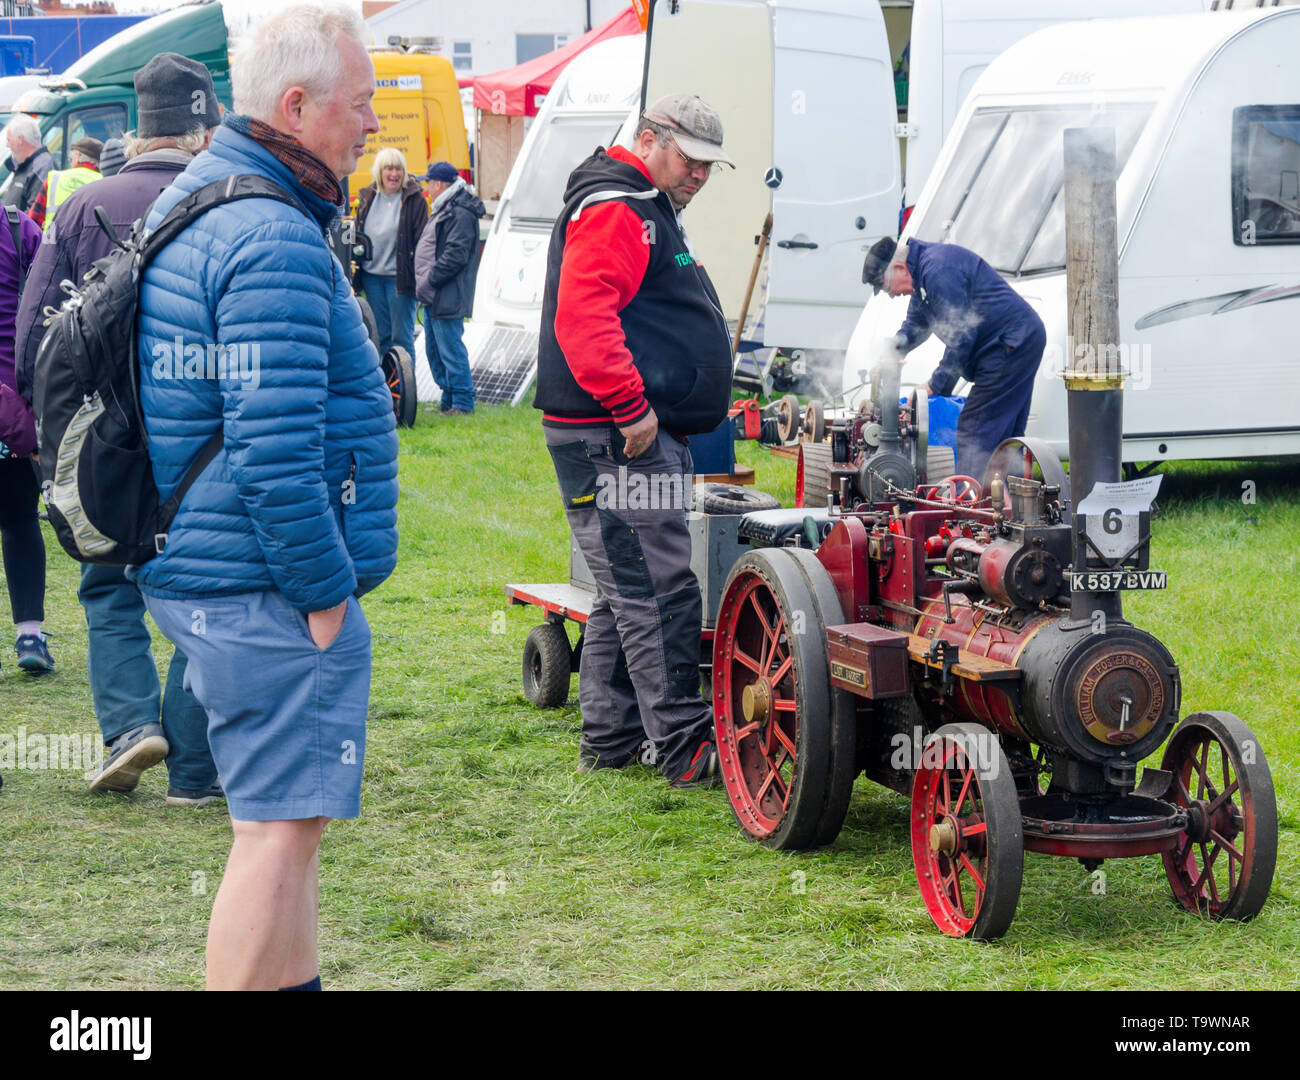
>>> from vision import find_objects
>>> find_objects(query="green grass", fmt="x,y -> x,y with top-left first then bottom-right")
0,403 -> 1296,989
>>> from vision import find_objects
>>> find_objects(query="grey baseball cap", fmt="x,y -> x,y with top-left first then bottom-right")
643,93 -> 735,167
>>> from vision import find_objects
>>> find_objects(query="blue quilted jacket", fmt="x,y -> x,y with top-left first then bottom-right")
132,123 -> 398,611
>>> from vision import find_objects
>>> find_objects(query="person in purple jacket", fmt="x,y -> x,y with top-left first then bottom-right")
0,203 -> 45,674
14,53 -> 223,805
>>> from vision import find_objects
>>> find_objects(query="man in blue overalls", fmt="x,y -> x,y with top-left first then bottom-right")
862,236 -> 1046,483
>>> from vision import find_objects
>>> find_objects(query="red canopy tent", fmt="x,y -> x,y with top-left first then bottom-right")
472,5 -> 643,118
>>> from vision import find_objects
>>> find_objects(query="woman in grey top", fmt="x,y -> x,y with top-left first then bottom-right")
353,147 -> 429,362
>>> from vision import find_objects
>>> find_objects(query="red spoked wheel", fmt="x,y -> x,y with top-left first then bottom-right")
713,549 -> 833,849
911,722 -> 1023,940
1160,712 -> 1277,920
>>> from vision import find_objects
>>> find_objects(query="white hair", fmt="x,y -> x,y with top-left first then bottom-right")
123,126 -> 212,160
231,3 -> 368,123
4,114 -> 41,149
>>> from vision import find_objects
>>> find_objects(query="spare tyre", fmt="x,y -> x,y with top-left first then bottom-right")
693,483 -> 781,515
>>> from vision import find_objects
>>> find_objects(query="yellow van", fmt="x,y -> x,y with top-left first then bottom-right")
350,50 -> 470,204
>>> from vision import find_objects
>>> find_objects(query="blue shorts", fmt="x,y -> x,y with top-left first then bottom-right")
143,589 -> 372,821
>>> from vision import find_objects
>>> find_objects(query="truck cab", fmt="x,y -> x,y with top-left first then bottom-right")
1,4 -> 231,182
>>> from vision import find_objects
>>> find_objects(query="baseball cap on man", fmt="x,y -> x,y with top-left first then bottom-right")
642,93 -> 735,167
861,236 -> 898,292
424,161 -> 459,183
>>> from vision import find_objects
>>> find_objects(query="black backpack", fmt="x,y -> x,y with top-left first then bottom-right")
32,174 -> 300,565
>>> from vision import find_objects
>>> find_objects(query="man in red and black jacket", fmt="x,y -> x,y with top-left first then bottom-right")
537,93 -> 734,788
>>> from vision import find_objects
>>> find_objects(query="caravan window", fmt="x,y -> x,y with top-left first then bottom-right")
1233,106 -> 1300,245
914,104 -> 1152,275
507,114 -> 628,226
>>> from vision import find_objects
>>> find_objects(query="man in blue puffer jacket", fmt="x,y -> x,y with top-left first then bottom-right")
134,4 -> 397,991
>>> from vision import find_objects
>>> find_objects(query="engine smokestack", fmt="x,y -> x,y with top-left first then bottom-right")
1063,127 -> 1125,624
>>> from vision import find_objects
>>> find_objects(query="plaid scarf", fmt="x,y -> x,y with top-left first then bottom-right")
223,113 -> 344,206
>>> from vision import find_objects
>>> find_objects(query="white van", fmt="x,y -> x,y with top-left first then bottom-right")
642,0 -> 902,352
842,7 -> 1300,465
471,34 -> 643,333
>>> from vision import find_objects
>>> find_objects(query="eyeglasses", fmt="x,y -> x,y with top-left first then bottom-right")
667,137 -> 721,176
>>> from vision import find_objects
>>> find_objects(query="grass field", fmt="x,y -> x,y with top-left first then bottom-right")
0,401 -> 1296,990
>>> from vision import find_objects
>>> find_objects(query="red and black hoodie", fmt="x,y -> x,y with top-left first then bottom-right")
536,144 -> 732,434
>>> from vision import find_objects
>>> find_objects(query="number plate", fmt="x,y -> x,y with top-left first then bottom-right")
1070,570 -> 1168,591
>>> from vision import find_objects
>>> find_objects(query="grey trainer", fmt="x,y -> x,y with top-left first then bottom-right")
86,723 -> 169,793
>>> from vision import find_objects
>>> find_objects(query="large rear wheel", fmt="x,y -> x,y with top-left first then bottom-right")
713,549 -> 833,849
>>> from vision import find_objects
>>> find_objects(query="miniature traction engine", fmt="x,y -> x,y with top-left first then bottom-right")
712,359 -> 1277,939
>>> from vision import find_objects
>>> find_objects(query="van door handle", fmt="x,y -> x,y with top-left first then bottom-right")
777,239 -> 818,249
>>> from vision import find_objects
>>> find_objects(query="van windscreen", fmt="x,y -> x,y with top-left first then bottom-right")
508,113 -> 629,226
914,103 -> 1153,275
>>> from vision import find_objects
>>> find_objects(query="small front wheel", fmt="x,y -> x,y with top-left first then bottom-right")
522,623 -> 572,708
911,723 -> 1023,940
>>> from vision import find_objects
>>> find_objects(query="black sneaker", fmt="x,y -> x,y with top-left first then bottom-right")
577,745 -> 642,774
15,633 -> 54,675
166,783 -> 225,808
670,740 -> 720,789
86,723 -> 169,793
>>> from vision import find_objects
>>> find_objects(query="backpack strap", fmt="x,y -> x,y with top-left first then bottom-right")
133,175 -> 317,547
139,174 -> 307,267
6,206 -> 25,292
153,428 -> 225,553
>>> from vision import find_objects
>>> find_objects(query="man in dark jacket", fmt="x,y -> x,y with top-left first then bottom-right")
863,236 -> 1046,482
535,93 -> 734,788
14,53 -> 223,807
414,160 -> 484,414
1,114 -> 53,214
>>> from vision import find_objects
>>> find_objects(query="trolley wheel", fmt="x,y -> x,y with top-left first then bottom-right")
802,398 -> 826,443
522,623 -> 572,708
712,549 -> 834,849
381,346 -> 419,428
775,394 -> 802,443
357,296 -> 380,353
795,441 -> 832,508
1160,711 -> 1277,921
693,483 -> 781,515
911,723 -> 1023,940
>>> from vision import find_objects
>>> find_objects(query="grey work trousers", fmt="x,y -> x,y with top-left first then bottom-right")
544,424 -> 712,779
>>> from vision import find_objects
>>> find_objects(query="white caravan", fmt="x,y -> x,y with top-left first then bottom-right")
901,0 -> 1210,211
471,34 -> 643,332
842,7 -> 1300,465
638,0 -> 1213,353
